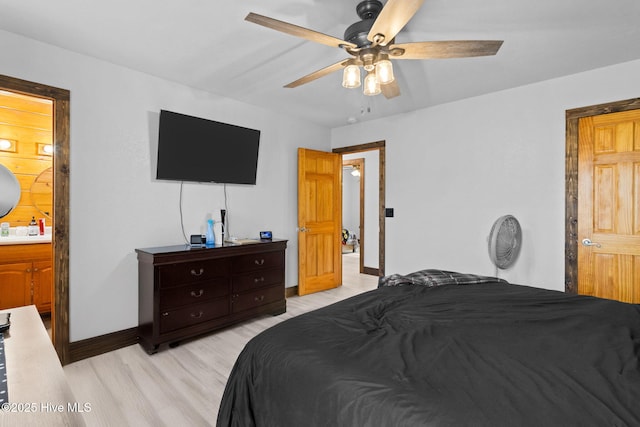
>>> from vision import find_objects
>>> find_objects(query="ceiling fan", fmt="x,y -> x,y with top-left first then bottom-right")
245,0 -> 503,99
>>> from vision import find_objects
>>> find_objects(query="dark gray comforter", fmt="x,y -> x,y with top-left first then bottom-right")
217,279 -> 640,426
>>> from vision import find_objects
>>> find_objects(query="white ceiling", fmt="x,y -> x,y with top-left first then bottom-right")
1,0 -> 639,128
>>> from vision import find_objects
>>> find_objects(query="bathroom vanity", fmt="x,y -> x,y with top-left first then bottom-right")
0,235 -> 53,314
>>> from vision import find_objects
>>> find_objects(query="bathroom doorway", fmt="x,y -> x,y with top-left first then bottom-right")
0,90 -> 54,323
0,74 -> 70,364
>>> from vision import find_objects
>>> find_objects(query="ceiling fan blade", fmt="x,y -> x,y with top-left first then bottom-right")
381,80 -> 400,99
389,40 -> 504,59
246,13 -> 356,49
284,59 -> 351,88
368,0 -> 425,46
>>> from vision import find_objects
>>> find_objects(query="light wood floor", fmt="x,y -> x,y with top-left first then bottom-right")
64,253 -> 378,426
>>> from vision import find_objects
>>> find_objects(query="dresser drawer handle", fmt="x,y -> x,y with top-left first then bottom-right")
162,312 -> 169,317
190,289 -> 204,298
190,311 -> 204,319
254,259 -> 265,266
254,277 -> 265,283
190,268 -> 205,276
254,295 -> 265,302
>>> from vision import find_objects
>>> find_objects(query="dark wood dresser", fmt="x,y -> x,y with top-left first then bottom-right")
136,239 -> 287,354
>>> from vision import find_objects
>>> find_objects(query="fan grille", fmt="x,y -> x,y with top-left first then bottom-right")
488,215 -> 522,270
0,164 -> 20,217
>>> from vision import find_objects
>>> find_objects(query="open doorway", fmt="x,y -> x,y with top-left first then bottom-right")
334,141 -> 385,279
0,90 -> 54,322
0,74 -> 70,364
342,158 -> 364,282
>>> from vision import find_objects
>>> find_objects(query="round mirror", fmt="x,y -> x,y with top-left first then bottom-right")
30,167 -> 53,219
0,164 -> 21,218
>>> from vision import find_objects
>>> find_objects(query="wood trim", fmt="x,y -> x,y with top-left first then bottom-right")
565,97 -> 640,294
333,141 -> 385,153
333,141 -> 386,276
68,327 -> 139,364
285,286 -> 298,298
363,266 -> 379,276
379,145 -> 386,276
0,74 -> 71,365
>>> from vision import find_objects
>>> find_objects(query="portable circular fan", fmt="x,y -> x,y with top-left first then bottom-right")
488,215 -> 522,271
0,164 -> 20,217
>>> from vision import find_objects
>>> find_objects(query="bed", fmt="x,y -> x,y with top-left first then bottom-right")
217,270 -> 640,426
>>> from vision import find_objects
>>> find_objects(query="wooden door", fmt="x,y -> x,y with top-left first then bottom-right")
0,262 -> 32,310
578,110 -> 640,303
298,148 -> 342,295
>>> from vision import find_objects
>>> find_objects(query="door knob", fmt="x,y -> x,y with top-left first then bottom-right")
581,238 -> 601,248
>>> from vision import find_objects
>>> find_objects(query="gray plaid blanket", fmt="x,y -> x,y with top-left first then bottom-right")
378,269 -> 507,288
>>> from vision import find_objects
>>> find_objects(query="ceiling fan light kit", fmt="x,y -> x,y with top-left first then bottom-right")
246,0 -> 503,99
375,54 -> 394,84
363,71 -> 382,96
342,64 -> 361,88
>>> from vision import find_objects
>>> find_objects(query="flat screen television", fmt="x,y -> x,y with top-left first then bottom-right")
156,110 -> 260,184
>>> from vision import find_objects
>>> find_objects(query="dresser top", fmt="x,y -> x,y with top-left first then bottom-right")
136,238 -> 287,256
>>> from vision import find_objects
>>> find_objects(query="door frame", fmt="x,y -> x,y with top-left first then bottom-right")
333,141 -> 386,276
0,74 -> 70,364
565,97 -> 640,293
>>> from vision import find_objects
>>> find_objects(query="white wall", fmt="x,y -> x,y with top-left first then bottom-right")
0,30 -> 331,341
333,59 -> 640,290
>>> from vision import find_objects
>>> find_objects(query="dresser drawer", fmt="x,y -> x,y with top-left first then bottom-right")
232,251 -> 283,273
159,278 -> 229,311
232,268 -> 283,293
159,298 -> 229,334
158,258 -> 229,288
232,285 -> 283,313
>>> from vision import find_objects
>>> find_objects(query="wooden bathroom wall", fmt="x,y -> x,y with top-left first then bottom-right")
0,90 -> 53,226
